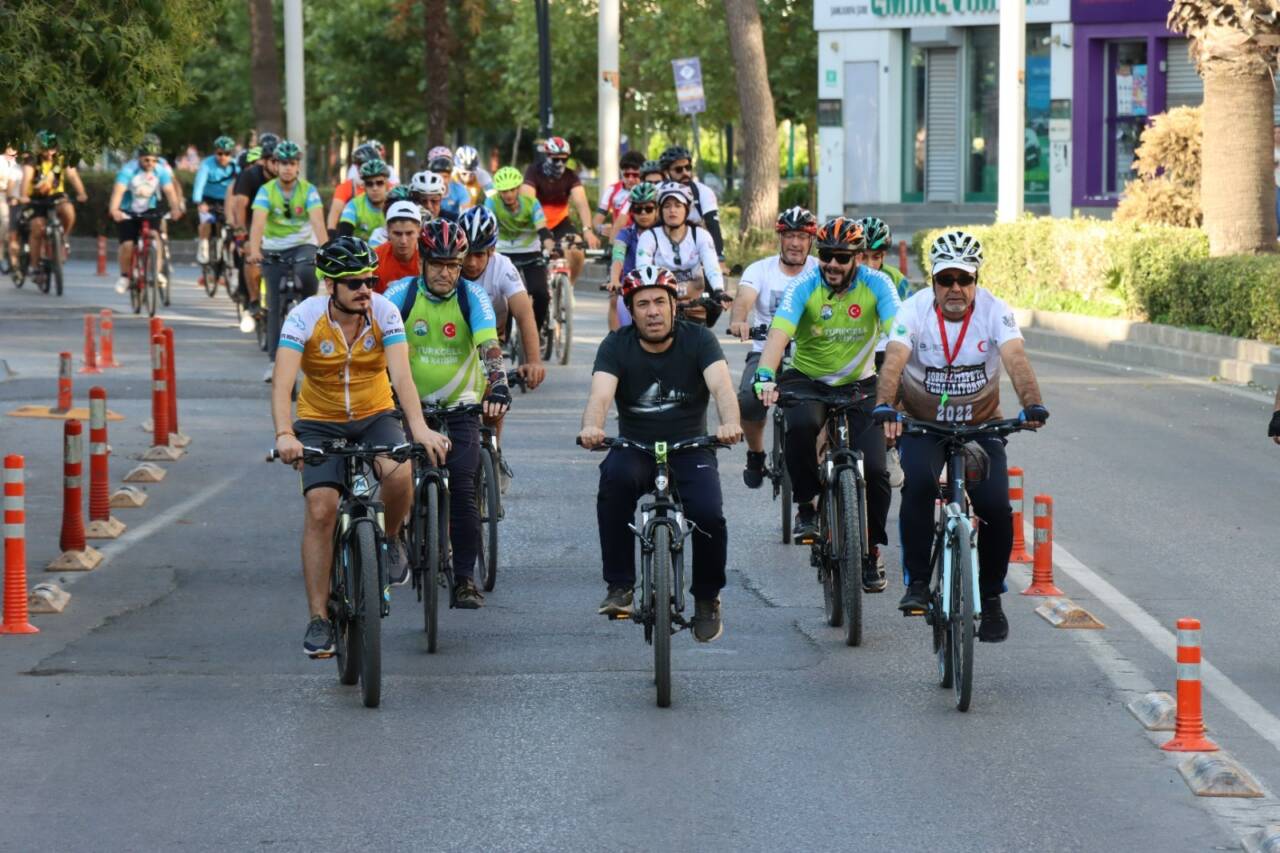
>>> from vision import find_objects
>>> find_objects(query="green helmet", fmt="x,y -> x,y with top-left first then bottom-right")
213,135 -> 235,153
35,130 -> 58,151
137,138 -> 162,157
386,185 -> 413,203
245,146 -> 263,164
316,236 -> 377,279
142,132 -> 161,149
273,139 -> 301,162
858,216 -> 892,251
360,158 -> 390,179
628,181 -> 658,204
493,166 -> 523,192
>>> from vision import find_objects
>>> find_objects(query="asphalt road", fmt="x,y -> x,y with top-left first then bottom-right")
2,261 -> 1279,851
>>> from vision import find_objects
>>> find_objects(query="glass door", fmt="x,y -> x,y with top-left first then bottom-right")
1103,40 -> 1149,196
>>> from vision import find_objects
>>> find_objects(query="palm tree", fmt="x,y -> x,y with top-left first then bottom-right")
1168,0 -> 1280,255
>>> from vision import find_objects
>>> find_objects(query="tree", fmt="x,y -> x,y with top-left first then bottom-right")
423,0 -> 451,146
0,0 -> 204,154
723,0 -> 779,231
1168,0 -> 1279,255
247,0 -> 285,135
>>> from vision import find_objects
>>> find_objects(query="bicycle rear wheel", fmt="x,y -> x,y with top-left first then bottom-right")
540,284 -> 556,362
12,245 -> 26,288
838,469 -> 864,648
556,280 -> 573,365
49,225 -> 63,297
652,524 -> 673,708
476,448 -> 500,592
949,527 -> 975,712
821,492 -> 843,628
354,519 -> 382,708
129,268 -> 141,313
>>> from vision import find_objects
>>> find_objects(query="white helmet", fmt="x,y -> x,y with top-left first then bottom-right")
454,145 -> 480,171
410,170 -> 446,198
385,200 -> 422,225
656,180 -> 692,208
929,230 -> 984,275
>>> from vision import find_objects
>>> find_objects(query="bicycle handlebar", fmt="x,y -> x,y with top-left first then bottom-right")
900,417 -> 1031,439
774,387 -> 874,410
576,435 -> 731,454
725,324 -> 769,341
265,440 -> 424,464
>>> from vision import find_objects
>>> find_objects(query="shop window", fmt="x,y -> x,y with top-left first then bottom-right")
903,44 -> 926,202
1103,40 -> 1148,196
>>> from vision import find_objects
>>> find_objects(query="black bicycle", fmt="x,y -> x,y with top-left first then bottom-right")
675,290 -> 733,327
257,251 -> 307,353
269,440 -> 422,708
23,197 -> 66,296
900,417 -> 1032,712
579,434 -> 729,708
199,204 -> 236,301
730,325 -> 792,542
475,370 -> 526,592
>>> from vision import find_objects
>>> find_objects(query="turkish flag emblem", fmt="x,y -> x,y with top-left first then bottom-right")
847,303 -> 862,319
443,322 -> 457,339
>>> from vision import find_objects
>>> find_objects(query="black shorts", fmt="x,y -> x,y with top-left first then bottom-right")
549,219 -> 579,242
293,411 -> 406,494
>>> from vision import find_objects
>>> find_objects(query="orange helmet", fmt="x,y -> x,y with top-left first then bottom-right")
815,217 -> 866,252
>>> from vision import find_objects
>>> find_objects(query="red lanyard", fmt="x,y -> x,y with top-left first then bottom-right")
935,304 -> 974,366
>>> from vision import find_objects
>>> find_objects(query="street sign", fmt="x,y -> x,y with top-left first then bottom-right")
671,57 -> 706,115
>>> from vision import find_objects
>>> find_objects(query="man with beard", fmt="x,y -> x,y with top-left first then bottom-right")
659,144 -> 724,267
579,265 -> 743,643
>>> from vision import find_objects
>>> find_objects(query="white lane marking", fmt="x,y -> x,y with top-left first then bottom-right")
1025,520 -> 1280,756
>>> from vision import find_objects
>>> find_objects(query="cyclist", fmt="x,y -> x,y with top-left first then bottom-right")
520,137 -> 600,289
0,146 -> 17,274
634,181 -> 726,325
453,145 -> 492,209
488,165 -> 553,334
20,131 -> 88,286
728,206 -> 819,489
271,236 -> 446,658
383,219 -> 512,608
872,230 -> 1048,640
579,265 -> 743,641
605,181 -> 660,331
338,158 -> 391,241
192,135 -> 240,265
659,144 -> 724,265
229,132 -> 281,319
327,142 -> 379,235
593,149 -> 646,240
429,154 -> 471,218
409,170 -> 455,223
245,140 -> 327,383
640,159 -> 664,185
374,199 -> 422,293
343,138 -> 399,184
860,215 -> 910,488
753,217 -> 899,592
1270,389 -> 1280,444
109,140 -> 184,296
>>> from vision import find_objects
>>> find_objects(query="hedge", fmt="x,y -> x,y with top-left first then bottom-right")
1160,255 -> 1280,344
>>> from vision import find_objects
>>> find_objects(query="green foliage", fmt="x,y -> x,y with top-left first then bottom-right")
0,0 -> 206,153
779,180 -> 810,210
1154,255 -> 1280,343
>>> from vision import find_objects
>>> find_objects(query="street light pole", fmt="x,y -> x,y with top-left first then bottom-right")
536,0 -> 553,141
996,0 -> 1025,222
283,0 -> 307,176
598,0 -> 620,191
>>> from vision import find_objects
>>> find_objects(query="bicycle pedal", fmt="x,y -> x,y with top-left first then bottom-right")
606,611 -> 631,621
902,607 -> 927,617
311,651 -> 336,660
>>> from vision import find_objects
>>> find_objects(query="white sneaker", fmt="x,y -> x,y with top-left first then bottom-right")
263,363 -> 274,383
239,313 -> 256,333
195,240 -> 208,265
887,447 -> 904,489
114,275 -> 129,295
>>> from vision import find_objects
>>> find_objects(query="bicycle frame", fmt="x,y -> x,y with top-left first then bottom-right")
632,441 -> 691,627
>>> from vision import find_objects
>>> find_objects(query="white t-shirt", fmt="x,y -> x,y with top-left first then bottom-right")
367,226 -> 388,248
685,180 -> 718,225
469,252 -> 525,319
635,225 -> 724,294
888,288 -> 1023,424
739,254 -> 819,353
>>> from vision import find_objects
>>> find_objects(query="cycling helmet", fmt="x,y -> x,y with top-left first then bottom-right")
386,185 -> 413,203
316,236 -> 377,279
656,181 -> 692,208
137,138 -> 162,157
365,138 -> 386,158
776,206 -> 817,234
244,146 -> 262,165
257,132 -> 280,158
419,218 -> 469,260
628,181 -> 659,205
410,170 -> 446,197
352,142 -> 378,167
385,200 -> 422,225
428,155 -> 454,173
142,132 -> 162,149
454,145 -> 480,171
360,158 -> 391,180
815,217 -> 866,252
659,145 -> 692,170
858,217 -> 892,251
621,264 -> 678,306
427,145 -> 452,162
640,159 -> 663,177
35,130 -> 58,151
212,135 -> 236,153
273,140 -> 301,162
929,229 -> 984,275
492,166 -> 524,192
459,206 -> 498,251
543,136 -> 571,156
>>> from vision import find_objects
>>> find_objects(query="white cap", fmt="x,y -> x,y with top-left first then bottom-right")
931,260 -> 977,276
385,200 -> 422,225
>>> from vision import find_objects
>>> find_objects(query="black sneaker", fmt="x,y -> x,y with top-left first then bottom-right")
452,577 -> 484,609
598,584 -> 634,616
692,598 -> 724,643
387,537 -> 410,587
898,581 -> 930,614
303,616 -> 335,658
742,451 -> 767,489
978,596 -> 1009,643
862,545 -> 887,593
793,504 -> 819,544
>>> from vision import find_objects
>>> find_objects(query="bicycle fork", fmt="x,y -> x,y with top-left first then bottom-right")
627,510 -> 692,628
938,505 -> 982,622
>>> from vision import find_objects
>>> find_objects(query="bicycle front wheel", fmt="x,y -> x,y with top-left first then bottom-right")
838,469 -> 864,648
949,526 -> 975,712
334,531 -> 360,686
421,480 -> 442,653
144,242 -> 160,317
652,524 -> 673,708
821,493 -> 843,628
556,280 -> 573,365
354,519 -> 382,708
49,226 -> 64,297
476,448 -> 500,592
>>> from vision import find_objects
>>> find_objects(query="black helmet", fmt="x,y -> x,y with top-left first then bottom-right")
315,236 -> 377,279
257,132 -> 280,158
352,142 -> 378,167
659,145 -> 692,171
428,155 -> 454,173
776,206 -> 817,234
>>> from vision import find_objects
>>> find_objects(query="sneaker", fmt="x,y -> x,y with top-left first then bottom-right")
978,596 -> 1009,643
598,584 -> 634,616
793,504 -> 819,544
887,447 -> 904,489
497,452 -> 513,496
862,545 -> 887,593
452,577 -> 484,609
114,275 -> 130,295
303,616 -> 335,658
742,450 -> 766,489
263,363 -> 274,383
387,537 -> 410,587
196,240 -> 209,265
692,598 -> 724,643
898,581 -> 930,614
239,312 -> 257,334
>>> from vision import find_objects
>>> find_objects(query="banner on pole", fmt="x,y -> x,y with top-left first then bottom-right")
671,57 -> 706,115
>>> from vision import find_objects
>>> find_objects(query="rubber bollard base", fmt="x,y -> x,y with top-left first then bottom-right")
85,517 -> 127,539
1034,597 -> 1105,629
28,583 -> 71,614
1126,691 -> 1176,731
46,546 -> 103,572
141,445 -> 184,462
110,485 -> 150,506
1178,753 -> 1262,797
169,431 -> 191,448
122,464 -> 166,483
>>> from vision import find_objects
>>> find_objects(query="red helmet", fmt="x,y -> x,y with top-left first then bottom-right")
543,136 -> 571,156
621,264 -> 678,305
419,219 -> 469,260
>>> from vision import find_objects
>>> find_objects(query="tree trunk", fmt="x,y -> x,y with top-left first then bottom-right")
247,0 -> 284,135
1200,60 -> 1274,255
423,0 -> 450,146
723,0 -> 779,234
805,121 -> 817,213
511,125 -> 523,167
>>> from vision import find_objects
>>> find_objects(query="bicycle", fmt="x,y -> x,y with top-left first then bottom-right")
126,210 -> 167,317
257,251 -> 306,353
10,207 -> 30,289
675,290 -> 733,326
578,433 -> 730,708
900,416 -> 1031,712
542,238 -> 576,365
729,325 -> 792,543
22,198 -> 66,296
268,440 -> 423,708
199,205 -> 236,300
775,386 -> 876,648
475,370 -> 525,592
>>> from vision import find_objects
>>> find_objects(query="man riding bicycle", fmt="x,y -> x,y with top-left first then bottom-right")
383,219 -> 513,609
192,136 -> 240,265
229,132 -> 280,321
271,236 -> 447,658
374,200 -> 422,293
579,265 -> 743,642
872,231 -> 1048,642
520,137 -> 600,289
488,165 -> 553,335
338,158 -> 392,241
109,139 -> 184,296
754,217 -> 899,592
21,130 -> 88,286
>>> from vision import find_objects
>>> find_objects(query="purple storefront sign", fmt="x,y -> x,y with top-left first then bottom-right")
1072,0 -> 1173,24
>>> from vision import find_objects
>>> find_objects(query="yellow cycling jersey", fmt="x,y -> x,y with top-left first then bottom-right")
30,155 -> 67,197
278,294 -> 408,422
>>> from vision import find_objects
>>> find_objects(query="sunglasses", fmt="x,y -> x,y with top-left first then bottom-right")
215,151 -> 233,157
550,157 -> 569,163
365,179 -> 387,188
622,170 -> 641,178
631,204 -> 657,214
933,273 -> 976,289
338,277 -> 377,290
670,164 -> 693,175
818,249 -> 856,264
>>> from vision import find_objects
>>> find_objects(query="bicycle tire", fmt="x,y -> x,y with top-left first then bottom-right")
49,225 -> 63,297
422,480 -> 442,653
159,244 -> 171,307
353,519 -> 382,708
129,268 -> 141,313
821,492 -> 843,628
476,448 -> 500,592
838,469 -> 863,648
144,241 -> 160,317
540,292 -> 555,362
950,525 -> 975,711
35,256 -> 50,294
335,529 -> 360,685
255,308 -> 268,352
772,415 -> 791,543
556,280 -> 573,365
652,524 -> 673,708
202,258 -> 218,296
12,245 -> 26,288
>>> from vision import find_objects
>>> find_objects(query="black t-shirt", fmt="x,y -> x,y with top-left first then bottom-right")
232,163 -> 268,201
592,321 -> 725,443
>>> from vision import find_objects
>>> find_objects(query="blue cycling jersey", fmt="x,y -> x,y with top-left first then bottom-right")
192,155 -> 238,203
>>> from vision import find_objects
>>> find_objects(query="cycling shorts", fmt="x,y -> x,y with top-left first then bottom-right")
550,219 -> 579,242
292,410 -> 406,494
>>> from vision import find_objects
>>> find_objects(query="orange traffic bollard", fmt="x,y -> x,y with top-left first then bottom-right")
79,315 -> 101,375
85,388 -> 125,539
54,351 -> 73,414
59,420 -> 86,554
162,327 -> 179,437
897,239 -> 909,277
1022,494 -> 1064,596
96,235 -> 107,277
0,456 -> 37,634
1008,467 -> 1032,563
1162,618 -> 1219,752
149,316 -> 164,340
98,309 -> 120,368
151,334 -> 169,447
